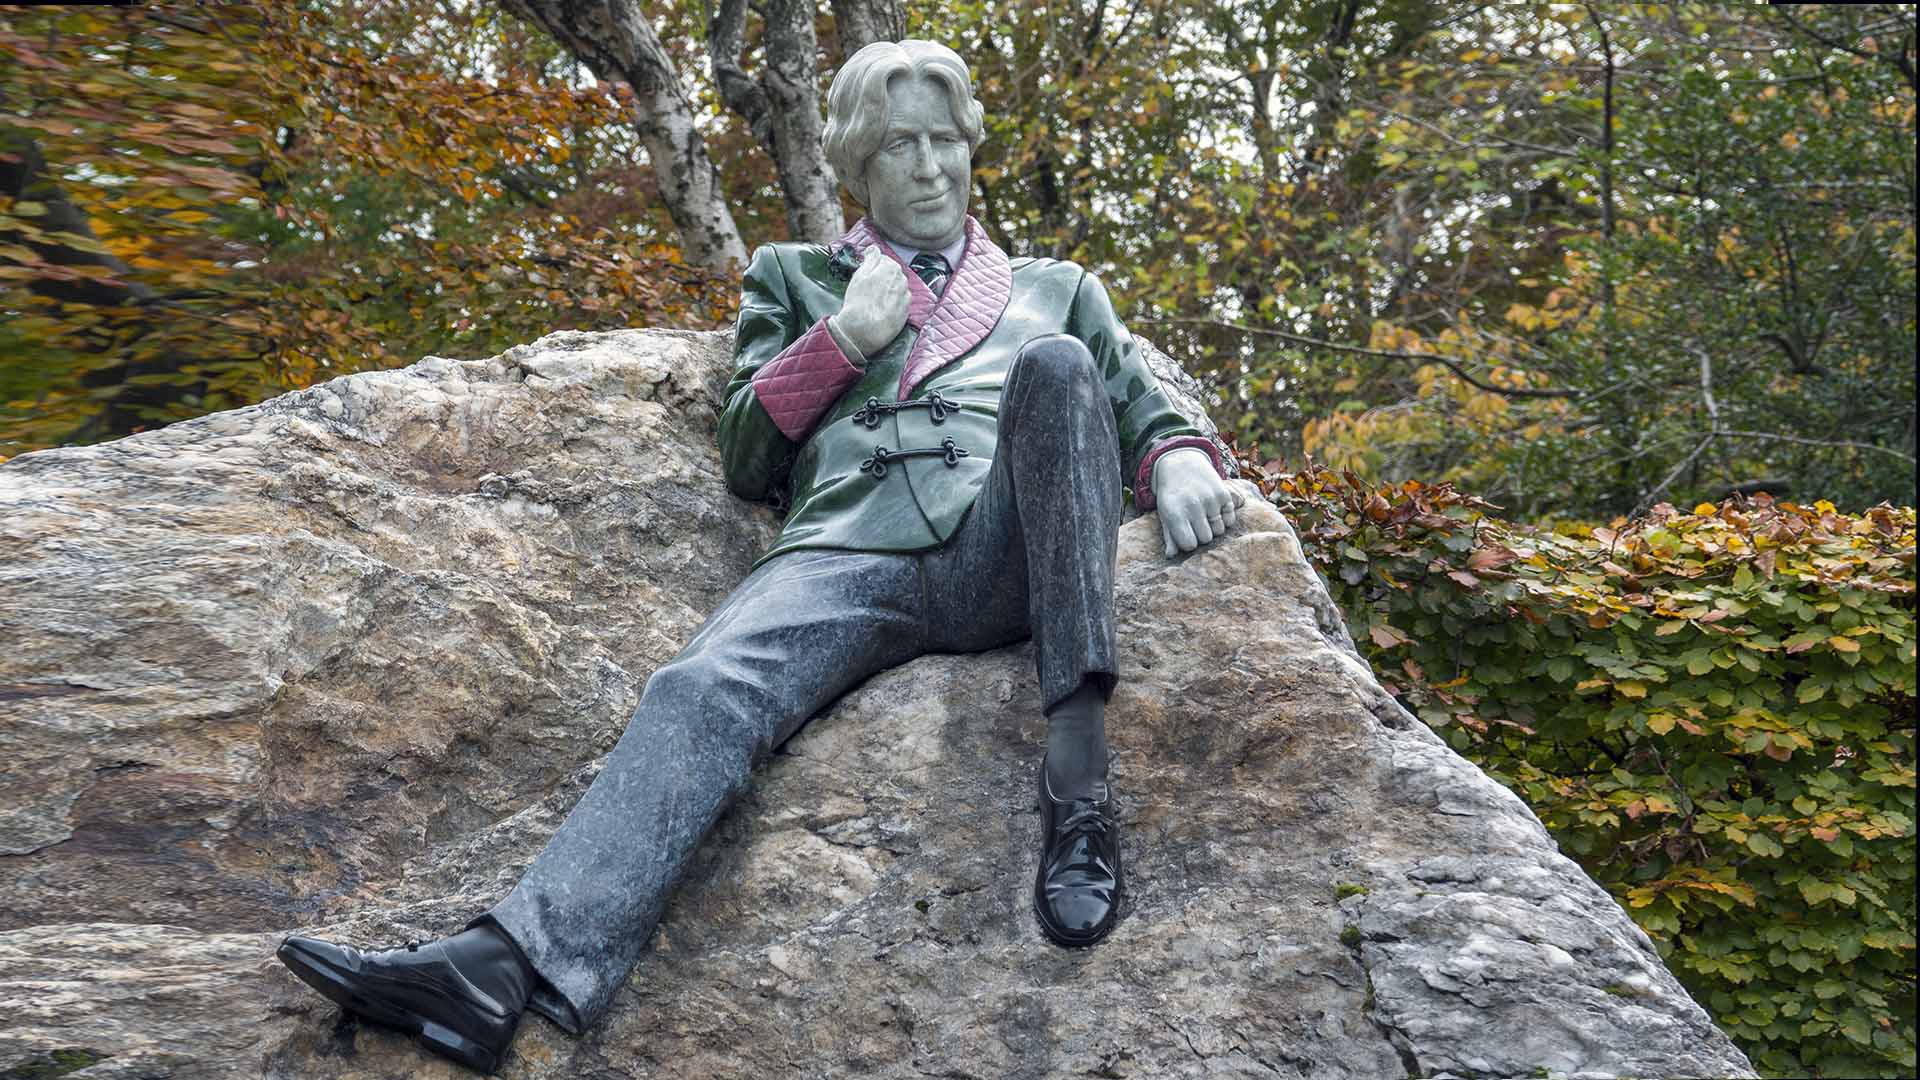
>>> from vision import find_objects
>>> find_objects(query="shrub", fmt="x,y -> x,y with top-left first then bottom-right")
1248,459 -> 1916,1079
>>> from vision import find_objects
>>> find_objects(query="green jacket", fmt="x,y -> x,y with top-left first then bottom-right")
717,216 -> 1223,573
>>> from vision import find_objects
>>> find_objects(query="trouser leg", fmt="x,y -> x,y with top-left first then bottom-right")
469,548 -> 925,1035
919,333 -> 1124,715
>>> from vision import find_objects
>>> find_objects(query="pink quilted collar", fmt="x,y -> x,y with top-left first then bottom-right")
828,215 -> 1013,400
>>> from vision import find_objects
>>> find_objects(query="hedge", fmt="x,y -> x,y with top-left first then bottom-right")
1247,459 -> 1916,1079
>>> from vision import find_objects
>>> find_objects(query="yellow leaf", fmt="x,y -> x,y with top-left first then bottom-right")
1648,712 -> 1677,735
1617,681 -> 1648,698
1827,636 -> 1860,653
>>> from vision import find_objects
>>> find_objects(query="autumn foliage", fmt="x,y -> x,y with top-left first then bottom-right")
5,5 -> 1916,1076
1,1 -> 733,457
1247,455 -> 1916,1079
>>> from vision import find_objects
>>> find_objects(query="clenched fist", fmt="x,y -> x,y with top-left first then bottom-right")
1153,447 -> 1244,558
829,247 -> 912,359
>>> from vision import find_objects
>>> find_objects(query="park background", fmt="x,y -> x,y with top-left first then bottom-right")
1,2 -> 1912,1076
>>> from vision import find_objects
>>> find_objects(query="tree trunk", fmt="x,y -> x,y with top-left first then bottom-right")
0,128 -> 215,444
0,130 -> 158,310
499,0 -> 748,271
830,0 -> 906,58
710,0 -> 845,242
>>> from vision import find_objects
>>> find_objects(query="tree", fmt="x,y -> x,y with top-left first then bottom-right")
1,0 -> 740,454
0,3 -> 273,444
498,0 -> 905,255
6,1 -> 1913,522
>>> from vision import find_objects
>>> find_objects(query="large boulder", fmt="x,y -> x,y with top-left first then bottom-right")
0,329 -> 1755,1079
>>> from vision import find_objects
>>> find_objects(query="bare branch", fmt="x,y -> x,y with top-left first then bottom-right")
1769,6 -> 1917,91
708,0 -> 774,150
707,0 -> 843,241
1632,434 -> 1717,517
498,0 -> 747,270
1691,343 -> 1719,426
1142,318 -> 1581,399
1713,428 -> 1916,463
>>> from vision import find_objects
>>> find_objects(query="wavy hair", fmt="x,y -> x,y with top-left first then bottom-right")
823,40 -> 986,207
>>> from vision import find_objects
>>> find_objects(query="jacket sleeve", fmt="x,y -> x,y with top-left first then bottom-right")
717,245 -> 864,505
1068,268 -> 1228,511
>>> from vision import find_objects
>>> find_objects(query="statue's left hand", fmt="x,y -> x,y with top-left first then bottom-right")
1152,447 -> 1244,558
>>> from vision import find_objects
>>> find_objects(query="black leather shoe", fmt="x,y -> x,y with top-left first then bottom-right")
275,929 -> 529,1074
1033,755 -> 1123,946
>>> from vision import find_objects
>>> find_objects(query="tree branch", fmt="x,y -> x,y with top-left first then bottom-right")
829,0 -> 904,59
1141,318 -> 1582,399
1770,6 -> 1917,91
708,0 -> 775,151
1712,428 -> 1916,463
707,0 -> 842,241
498,0 -> 747,269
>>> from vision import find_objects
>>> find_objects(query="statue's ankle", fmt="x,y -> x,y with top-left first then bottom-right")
444,922 -> 535,1013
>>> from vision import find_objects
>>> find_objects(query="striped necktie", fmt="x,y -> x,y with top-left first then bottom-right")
909,251 -> 951,297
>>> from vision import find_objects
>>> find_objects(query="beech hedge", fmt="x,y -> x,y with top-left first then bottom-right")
1250,460 -> 1916,1080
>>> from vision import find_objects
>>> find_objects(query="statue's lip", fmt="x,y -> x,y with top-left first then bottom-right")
909,191 -> 954,206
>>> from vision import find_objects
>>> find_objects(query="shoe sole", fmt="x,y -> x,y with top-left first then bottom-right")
276,938 -> 509,1074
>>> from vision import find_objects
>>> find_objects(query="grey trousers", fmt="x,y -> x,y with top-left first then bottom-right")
471,334 -> 1124,1034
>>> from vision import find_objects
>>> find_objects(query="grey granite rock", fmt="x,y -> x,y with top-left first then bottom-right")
0,327 -> 1755,1079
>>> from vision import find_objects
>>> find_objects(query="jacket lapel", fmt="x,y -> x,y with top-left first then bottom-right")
827,217 -> 938,326
826,215 -> 1014,400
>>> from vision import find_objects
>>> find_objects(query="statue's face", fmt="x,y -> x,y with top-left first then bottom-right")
862,75 -> 970,251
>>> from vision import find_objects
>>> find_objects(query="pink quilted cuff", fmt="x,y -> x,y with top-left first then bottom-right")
1134,436 -> 1226,513
750,318 -> 865,442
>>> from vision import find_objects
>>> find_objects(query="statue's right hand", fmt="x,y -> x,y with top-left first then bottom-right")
830,246 -> 911,358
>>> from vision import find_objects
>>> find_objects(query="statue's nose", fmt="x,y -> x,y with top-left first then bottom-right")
910,138 -> 940,178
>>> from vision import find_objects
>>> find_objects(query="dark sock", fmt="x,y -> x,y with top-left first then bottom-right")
1044,677 -> 1109,801
444,922 -> 535,1012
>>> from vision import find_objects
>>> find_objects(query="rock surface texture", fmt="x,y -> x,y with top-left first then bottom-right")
0,328 -> 1755,1079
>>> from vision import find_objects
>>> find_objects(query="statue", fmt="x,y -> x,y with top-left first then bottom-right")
275,39 -> 1242,1075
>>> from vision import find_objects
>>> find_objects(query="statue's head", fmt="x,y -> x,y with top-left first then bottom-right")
824,40 -> 986,251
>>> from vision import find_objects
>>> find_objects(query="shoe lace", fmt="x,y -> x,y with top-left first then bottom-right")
1054,803 -> 1115,839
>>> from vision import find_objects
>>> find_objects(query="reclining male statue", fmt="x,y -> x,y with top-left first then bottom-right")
276,38 -> 1241,1074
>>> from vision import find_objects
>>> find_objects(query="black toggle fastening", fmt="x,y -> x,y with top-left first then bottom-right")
859,436 -> 970,478
851,389 -> 960,428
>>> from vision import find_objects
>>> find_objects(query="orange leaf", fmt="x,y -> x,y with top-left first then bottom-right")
1467,543 -> 1519,572
1369,622 -> 1411,649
